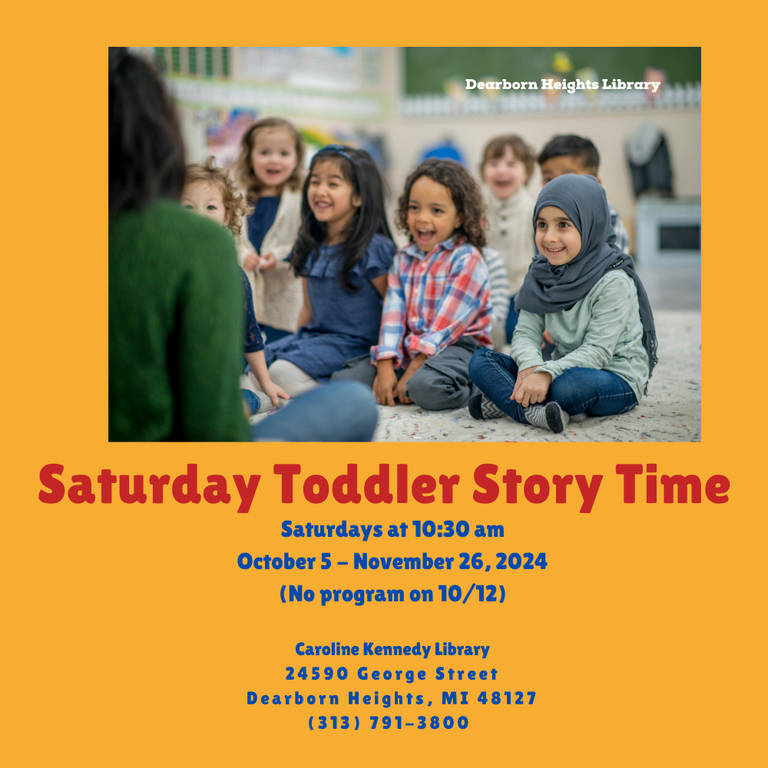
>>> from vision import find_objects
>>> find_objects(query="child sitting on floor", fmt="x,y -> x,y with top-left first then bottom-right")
234,117 -> 305,342
333,158 -> 492,411
182,159 -> 290,413
480,246 -> 512,351
260,144 -> 396,396
538,134 -> 630,254
468,174 -> 657,433
480,134 -> 536,344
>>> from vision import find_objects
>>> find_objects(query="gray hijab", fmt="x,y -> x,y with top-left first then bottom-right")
515,174 -> 658,387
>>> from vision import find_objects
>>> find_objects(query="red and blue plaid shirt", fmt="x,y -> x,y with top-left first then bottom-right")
372,235 -> 492,368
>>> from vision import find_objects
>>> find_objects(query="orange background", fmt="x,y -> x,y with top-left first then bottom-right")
4,9 -> 764,767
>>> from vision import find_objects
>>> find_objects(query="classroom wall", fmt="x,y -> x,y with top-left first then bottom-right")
168,47 -> 700,251
386,108 -> 702,249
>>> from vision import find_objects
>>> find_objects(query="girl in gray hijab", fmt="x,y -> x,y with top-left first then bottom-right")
468,173 -> 657,433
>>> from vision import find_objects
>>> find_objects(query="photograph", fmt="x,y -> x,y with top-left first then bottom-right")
111,47 -> 701,442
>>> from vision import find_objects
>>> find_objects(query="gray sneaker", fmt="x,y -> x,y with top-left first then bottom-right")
523,402 -> 570,433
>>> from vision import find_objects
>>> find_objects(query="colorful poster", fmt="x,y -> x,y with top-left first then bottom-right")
5,24 -> 763,768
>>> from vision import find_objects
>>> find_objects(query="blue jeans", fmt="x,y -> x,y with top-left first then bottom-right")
468,349 -> 637,424
251,381 -> 378,442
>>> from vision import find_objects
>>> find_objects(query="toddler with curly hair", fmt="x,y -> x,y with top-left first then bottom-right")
182,158 -> 290,413
333,158 -> 492,411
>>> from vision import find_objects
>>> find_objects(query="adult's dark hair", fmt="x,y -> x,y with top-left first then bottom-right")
109,48 -> 186,221
537,134 -> 600,175
290,145 -> 392,293
395,158 -> 487,250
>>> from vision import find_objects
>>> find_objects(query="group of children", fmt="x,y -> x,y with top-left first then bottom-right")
179,118 -> 657,435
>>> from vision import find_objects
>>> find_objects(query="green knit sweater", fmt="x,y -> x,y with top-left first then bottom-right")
109,200 -> 250,441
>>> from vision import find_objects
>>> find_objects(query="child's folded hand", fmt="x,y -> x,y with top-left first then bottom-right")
516,366 -> 538,384
259,252 -> 277,272
513,366 -> 538,394
243,252 -> 260,271
512,371 -> 552,408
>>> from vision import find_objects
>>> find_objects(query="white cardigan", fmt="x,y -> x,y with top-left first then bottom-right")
237,187 -> 303,332
483,185 -> 535,295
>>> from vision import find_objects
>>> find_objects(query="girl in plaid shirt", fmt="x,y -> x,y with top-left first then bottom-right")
333,159 -> 492,411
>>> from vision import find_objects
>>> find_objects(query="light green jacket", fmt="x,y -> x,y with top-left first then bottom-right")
511,270 -> 649,402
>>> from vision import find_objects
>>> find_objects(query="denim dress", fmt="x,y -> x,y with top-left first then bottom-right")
264,233 -> 396,380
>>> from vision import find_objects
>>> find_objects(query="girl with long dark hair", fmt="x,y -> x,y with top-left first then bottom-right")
260,145 -> 396,396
